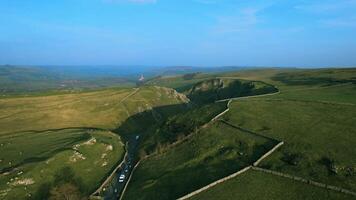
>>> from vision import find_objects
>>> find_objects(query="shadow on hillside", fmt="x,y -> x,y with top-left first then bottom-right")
113,102 -> 190,156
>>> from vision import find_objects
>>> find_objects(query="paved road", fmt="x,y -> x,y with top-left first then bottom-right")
98,135 -> 139,200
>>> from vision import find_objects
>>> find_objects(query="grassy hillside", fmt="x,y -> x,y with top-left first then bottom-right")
223,98 -> 356,190
145,73 -> 215,92
123,68 -> 356,200
191,170 -> 353,200
0,86 -> 189,200
218,69 -> 356,192
0,65 -> 135,95
122,121 -> 277,200
0,129 -> 124,199
0,86 -> 187,134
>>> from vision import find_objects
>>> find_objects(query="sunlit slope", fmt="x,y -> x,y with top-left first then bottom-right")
0,86 -> 189,200
0,86 -> 188,134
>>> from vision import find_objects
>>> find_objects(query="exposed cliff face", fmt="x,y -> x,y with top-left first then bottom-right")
189,79 -> 224,93
186,78 -> 278,104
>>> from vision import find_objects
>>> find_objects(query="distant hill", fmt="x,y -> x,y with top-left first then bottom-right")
0,65 -> 134,94
0,65 -> 248,95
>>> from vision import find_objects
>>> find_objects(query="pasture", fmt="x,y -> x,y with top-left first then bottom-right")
0,86 -> 188,199
222,82 -> 356,191
122,121 -> 277,200
0,129 -> 124,199
190,169 -> 354,200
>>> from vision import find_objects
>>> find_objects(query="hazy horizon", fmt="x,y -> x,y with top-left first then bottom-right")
1,0 -> 356,67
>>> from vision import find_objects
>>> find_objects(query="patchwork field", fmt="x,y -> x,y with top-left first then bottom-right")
122,121 -> 278,200
190,170 -> 354,200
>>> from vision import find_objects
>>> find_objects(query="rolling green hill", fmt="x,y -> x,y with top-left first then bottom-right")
121,67 -> 356,200
1,67 -> 356,200
122,121 -> 277,200
0,86 -> 189,200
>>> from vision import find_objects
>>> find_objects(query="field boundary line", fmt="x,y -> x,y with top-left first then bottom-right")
177,166 -> 252,200
90,145 -> 128,197
120,88 -> 140,103
251,167 -> 356,197
177,138 -> 284,199
120,89 -> 283,200
211,100 -> 232,121
119,100 -> 232,199
139,100 -> 231,160
253,141 -> 284,166
216,91 -> 280,102
220,120 -> 278,141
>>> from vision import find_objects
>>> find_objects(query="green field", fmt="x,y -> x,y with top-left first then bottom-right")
0,129 -> 124,199
214,68 -> 356,194
122,121 -> 278,200
0,86 -> 189,199
121,68 -> 356,200
1,67 -> 356,199
190,170 -> 354,200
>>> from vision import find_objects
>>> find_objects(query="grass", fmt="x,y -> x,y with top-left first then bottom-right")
190,169 -> 354,200
0,86 -> 189,199
0,129 -> 90,172
0,65 -> 135,95
122,121 -> 277,200
0,129 -> 125,199
274,83 -> 356,105
138,102 -> 228,155
223,86 -> 356,191
145,73 -> 215,92
0,86 -> 188,134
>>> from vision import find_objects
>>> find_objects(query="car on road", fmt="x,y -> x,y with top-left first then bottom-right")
119,174 -> 125,183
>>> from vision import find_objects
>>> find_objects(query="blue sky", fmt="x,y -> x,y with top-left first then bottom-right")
0,0 -> 355,67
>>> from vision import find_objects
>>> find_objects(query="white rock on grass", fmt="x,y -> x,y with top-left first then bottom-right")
101,161 -> 108,167
106,145 -> 113,151
11,178 -> 35,186
83,138 -> 96,145
69,151 -> 86,163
